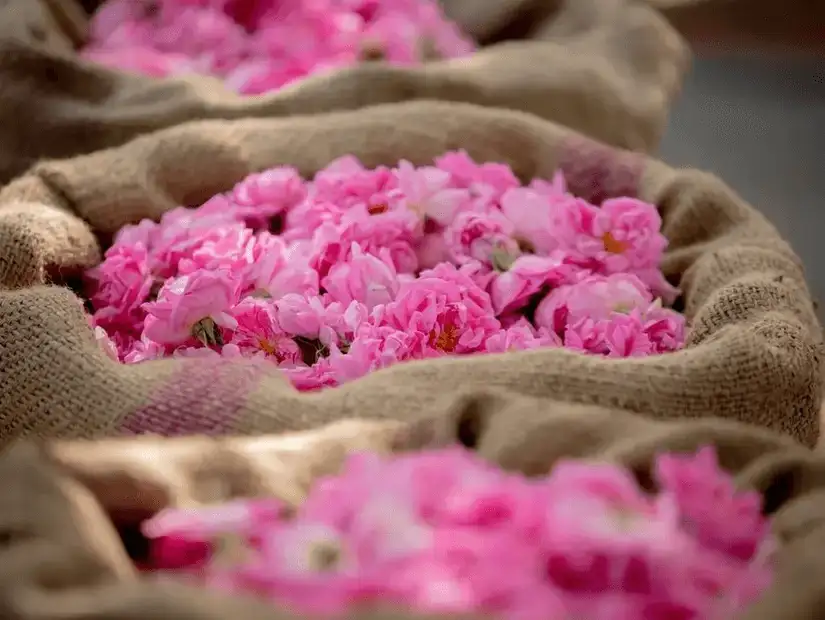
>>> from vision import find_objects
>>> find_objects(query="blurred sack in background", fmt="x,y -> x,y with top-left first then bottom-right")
3,406 -> 825,620
439,0 -> 825,51
0,0 -> 687,185
644,0 -> 825,51
0,104 -> 819,447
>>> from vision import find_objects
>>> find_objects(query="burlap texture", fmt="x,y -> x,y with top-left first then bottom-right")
4,404 -> 825,619
645,0 -> 825,50
440,0 -> 825,50
0,0 -> 686,186
0,101 -> 821,447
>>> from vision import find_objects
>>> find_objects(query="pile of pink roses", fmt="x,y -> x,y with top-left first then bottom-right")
87,151 -> 686,391
142,446 -> 775,619
82,0 -> 475,94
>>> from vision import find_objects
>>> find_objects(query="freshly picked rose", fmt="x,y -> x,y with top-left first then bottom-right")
86,152 -> 686,391
82,0 -> 475,94
142,446 -> 775,619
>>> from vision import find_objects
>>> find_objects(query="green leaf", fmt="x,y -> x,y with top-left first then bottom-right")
491,247 -> 517,272
191,317 -> 223,347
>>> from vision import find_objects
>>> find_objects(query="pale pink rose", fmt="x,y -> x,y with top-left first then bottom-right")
547,195 -> 603,257
642,299 -> 687,353
280,359 -> 339,391
263,264 -> 320,300
321,300 -> 370,346
377,262 -> 500,355
457,259 -> 496,292
230,298 -> 302,364
94,326 -> 121,362
484,319 -> 561,354
240,232 -> 285,292
534,273 -> 653,333
415,231 -> 450,270
656,447 -> 772,562
444,207 -> 518,266
535,274 -> 685,354
172,346 -> 222,359
562,317 -> 608,355
602,311 -> 655,357
327,323 -> 418,383
178,225 -> 256,275
304,222 -> 350,278
499,187 -> 558,254
87,243 -> 154,328
230,166 -> 306,227
284,202 -> 348,245
595,200 -> 665,265
540,464 -> 692,605
542,195 -> 679,304
122,337 -> 166,364
433,150 -> 520,201
490,253 -> 584,315
322,243 -> 400,310
141,446 -> 771,618
529,170 -> 568,196
314,158 -> 397,211
148,204 -> 241,278
393,160 -> 470,225
274,294 -> 329,339
336,205 -> 421,275
143,269 -> 241,345
112,218 -> 159,249
247,232 -> 318,299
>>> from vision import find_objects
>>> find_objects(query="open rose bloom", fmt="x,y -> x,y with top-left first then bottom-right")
86,152 -> 687,391
142,446 -> 775,619
82,0 -> 475,94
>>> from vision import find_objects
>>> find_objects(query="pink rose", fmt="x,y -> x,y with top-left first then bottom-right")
322,243 -> 400,310
444,207 -> 518,267
377,262 -> 500,355
230,297 -> 302,364
87,242 -> 154,329
143,269 -> 241,345
393,160 -> 470,225
490,253 -> 584,315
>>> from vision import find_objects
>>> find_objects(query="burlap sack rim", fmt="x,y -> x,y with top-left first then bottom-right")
0,99 -> 819,445
0,0 -> 690,189
6,402 -> 825,620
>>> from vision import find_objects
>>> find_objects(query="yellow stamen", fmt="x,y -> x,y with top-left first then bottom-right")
431,324 -> 459,353
602,231 -> 628,254
258,338 -> 277,355
368,203 -> 388,215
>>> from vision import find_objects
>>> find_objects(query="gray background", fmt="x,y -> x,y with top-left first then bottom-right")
658,54 -> 825,310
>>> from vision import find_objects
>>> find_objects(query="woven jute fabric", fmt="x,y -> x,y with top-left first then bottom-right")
4,405 -> 825,619
642,0 -> 825,50
442,0 -> 825,50
0,0 -> 686,186
0,101 -> 821,447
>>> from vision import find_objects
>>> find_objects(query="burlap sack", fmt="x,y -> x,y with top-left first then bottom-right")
0,101 -> 821,447
442,0 -> 825,50
643,0 -> 825,50
0,0 -> 686,186
3,402 -> 825,619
